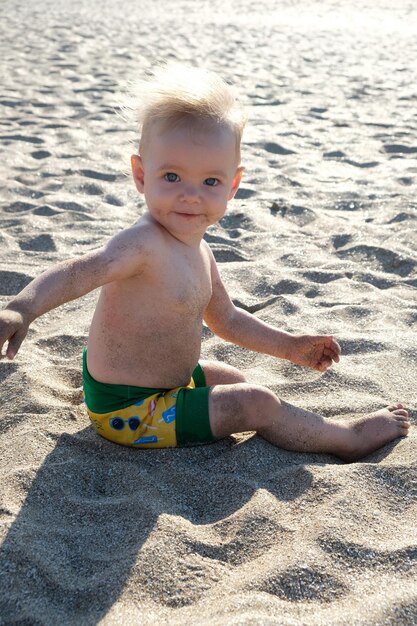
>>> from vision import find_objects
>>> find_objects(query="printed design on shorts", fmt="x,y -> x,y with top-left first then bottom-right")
87,390 -> 180,447
109,415 -> 141,432
148,399 -> 156,416
89,415 -> 105,432
160,405 -> 176,424
86,378 -> 194,448
133,435 -> 159,445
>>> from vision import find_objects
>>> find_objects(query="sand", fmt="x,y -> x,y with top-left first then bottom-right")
0,0 -> 416,624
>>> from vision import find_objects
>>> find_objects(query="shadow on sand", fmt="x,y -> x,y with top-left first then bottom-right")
0,427 -> 316,624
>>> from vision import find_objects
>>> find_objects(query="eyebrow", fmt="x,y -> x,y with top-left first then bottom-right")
158,164 -> 228,178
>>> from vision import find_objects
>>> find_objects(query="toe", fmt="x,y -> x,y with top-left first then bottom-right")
388,403 -> 404,411
398,419 -> 410,427
396,415 -> 410,424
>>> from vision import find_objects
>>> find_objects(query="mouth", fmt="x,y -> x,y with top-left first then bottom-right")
175,212 -> 200,220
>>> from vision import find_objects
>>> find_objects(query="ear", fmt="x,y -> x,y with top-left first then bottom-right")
228,166 -> 244,201
131,154 -> 145,194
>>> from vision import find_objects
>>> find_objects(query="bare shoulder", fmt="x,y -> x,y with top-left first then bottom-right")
201,238 -> 216,267
108,213 -> 171,261
201,239 -> 224,283
108,213 -> 164,252
85,213 -> 167,284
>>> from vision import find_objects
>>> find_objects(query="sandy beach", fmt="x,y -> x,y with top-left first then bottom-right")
0,0 -> 416,624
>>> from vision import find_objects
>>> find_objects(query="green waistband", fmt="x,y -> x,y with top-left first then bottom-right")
190,361 -> 205,388
83,348 -> 169,414
82,349 -> 206,415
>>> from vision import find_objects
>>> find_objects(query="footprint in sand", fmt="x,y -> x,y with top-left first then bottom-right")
31,150 -> 51,159
337,245 -> 416,278
79,182 -> 104,196
264,142 -> 296,156
0,134 -> 44,144
383,143 -> 417,155
234,187 -> 257,200
0,271 -> 32,296
210,245 -> 249,263
319,535 -> 416,574
33,205 -> 61,216
37,334 -> 87,359
18,234 -> 56,252
254,565 -> 347,602
4,201 -> 37,213
79,169 -> 118,182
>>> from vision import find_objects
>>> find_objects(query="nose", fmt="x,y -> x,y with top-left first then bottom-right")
180,183 -> 200,203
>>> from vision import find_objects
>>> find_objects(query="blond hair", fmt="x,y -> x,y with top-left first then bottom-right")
130,63 -> 246,160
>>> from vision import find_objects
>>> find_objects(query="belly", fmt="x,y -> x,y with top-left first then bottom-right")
86,275 -> 211,387
87,316 -> 203,387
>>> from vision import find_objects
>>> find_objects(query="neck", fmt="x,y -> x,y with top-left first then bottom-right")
146,213 -> 206,248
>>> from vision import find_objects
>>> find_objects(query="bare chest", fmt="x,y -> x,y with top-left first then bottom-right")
156,250 -> 212,315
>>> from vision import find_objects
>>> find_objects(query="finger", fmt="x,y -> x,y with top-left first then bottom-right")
6,331 -> 25,360
329,339 -> 341,355
324,336 -> 341,356
0,333 -> 12,359
322,347 -> 340,363
316,358 -> 332,372
317,363 -> 329,372
314,336 -> 341,360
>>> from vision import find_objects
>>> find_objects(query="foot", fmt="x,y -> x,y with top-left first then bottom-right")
336,403 -> 410,461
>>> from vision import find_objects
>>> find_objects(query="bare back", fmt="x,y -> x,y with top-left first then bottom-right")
87,215 -> 212,388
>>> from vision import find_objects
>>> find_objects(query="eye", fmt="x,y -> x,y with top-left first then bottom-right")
164,172 -> 180,183
204,178 -> 219,187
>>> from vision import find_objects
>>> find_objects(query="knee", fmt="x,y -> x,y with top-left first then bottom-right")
239,384 -> 280,430
208,383 -> 280,439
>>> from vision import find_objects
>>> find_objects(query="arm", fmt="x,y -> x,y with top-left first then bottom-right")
203,250 -> 341,372
0,225 -> 149,359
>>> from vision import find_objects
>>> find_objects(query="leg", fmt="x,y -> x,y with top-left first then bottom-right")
208,383 -> 411,461
199,359 -> 247,385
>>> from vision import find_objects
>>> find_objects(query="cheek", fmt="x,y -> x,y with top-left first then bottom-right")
206,185 -> 225,198
211,188 -> 229,205
145,183 -> 173,203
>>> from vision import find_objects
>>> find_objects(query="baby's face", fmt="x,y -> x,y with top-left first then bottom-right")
132,122 -> 242,243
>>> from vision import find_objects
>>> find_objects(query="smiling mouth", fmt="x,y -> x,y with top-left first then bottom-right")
175,212 -> 200,219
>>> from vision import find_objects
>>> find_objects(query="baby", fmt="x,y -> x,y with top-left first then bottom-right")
0,64 -> 410,459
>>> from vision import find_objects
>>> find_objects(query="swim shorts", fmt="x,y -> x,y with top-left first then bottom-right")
82,349 -> 215,448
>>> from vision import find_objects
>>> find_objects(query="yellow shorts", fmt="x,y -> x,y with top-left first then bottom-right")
83,350 -> 213,448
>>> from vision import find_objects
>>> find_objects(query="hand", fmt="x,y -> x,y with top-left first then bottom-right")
0,309 -> 29,360
289,334 -> 341,372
